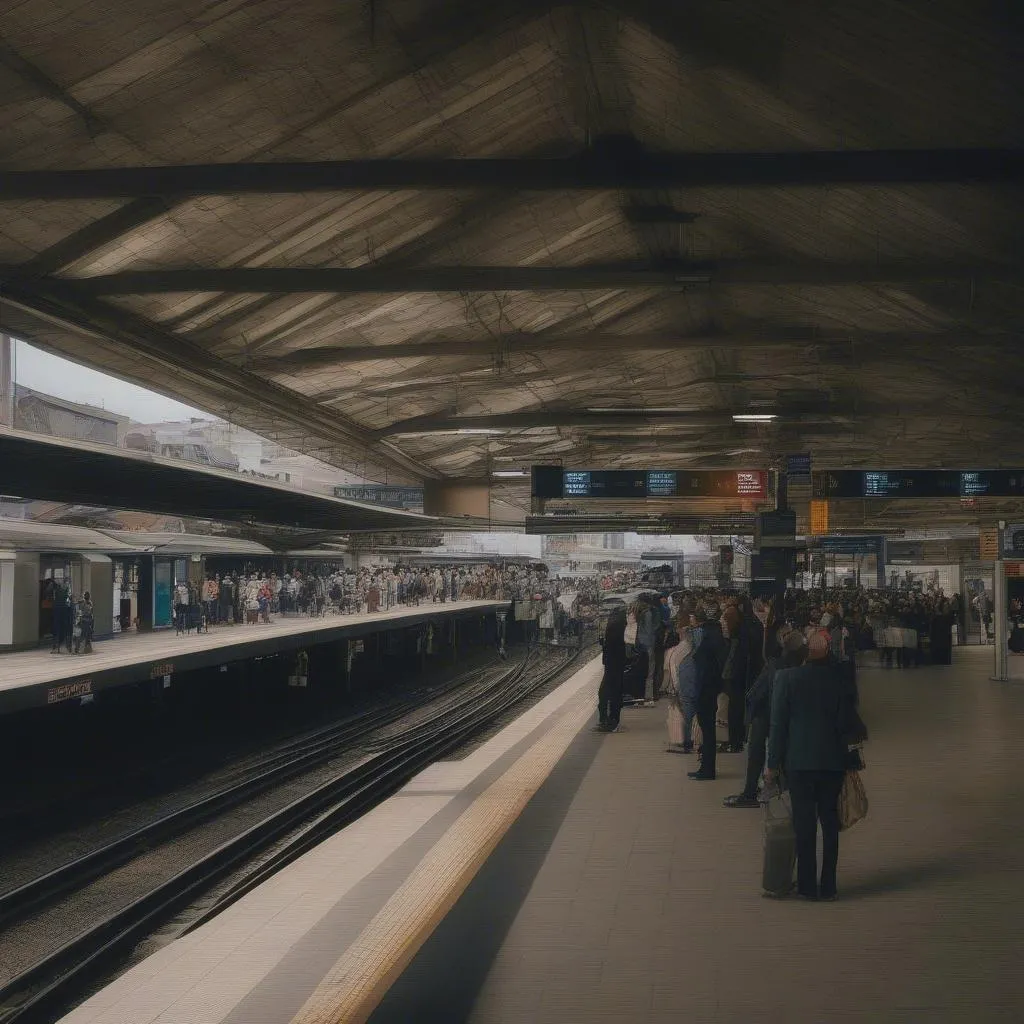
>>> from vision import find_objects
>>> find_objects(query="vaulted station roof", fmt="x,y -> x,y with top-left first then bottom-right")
0,0 -> 1022,524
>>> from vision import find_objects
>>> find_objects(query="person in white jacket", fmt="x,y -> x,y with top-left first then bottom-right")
664,625 -> 693,752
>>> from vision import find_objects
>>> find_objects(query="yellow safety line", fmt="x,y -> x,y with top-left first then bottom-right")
289,684 -> 596,1024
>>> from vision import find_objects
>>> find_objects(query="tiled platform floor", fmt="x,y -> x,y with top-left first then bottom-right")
375,648 -> 1024,1023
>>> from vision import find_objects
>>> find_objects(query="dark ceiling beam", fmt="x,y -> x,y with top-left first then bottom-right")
0,37 -> 104,137
625,205 -> 699,224
54,260 -> 1022,296
2,149 -> 1022,199
253,328 -> 1012,369
0,279 -> 438,482
377,409 -> 824,436
22,197 -> 170,277
59,264 -> 701,294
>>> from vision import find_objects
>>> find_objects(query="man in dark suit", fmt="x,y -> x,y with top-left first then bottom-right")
766,630 -> 857,900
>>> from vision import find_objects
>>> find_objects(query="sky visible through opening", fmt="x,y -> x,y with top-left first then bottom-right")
12,338 -> 205,423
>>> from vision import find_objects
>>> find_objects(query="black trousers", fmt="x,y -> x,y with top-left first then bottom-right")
788,769 -> 845,898
696,692 -> 717,777
742,713 -> 769,798
598,662 -> 624,727
727,681 -> 746,748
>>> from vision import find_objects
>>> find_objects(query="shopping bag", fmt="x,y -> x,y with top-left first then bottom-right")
762,787 -> 796,896
690,715 -> 703,750
838,770 -> 869,831
666,704 -> 684,746
716,692 -> 730,727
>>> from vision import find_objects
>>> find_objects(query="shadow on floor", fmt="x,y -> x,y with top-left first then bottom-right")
839,852 -> 980,898
367,725 -> 603,1024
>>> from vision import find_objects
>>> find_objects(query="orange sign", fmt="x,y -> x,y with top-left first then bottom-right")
979,528 -> 998,561
1005,562 -> 1024,578
809,500 -> 829,536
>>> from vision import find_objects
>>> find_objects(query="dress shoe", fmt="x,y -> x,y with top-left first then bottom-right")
687,771 -> 715,780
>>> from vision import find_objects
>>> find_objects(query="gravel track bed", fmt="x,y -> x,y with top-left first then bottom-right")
453,643 -> 596,757
0,653 -> 510,899
0,651 -> 525,989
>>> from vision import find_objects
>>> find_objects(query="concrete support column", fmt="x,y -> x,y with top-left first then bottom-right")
0,333 -> 12,427
993,559 -> 1008,681
423,478 -> 492,518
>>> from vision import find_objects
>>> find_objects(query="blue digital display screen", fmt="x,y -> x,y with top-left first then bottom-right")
646,471 -> 677,496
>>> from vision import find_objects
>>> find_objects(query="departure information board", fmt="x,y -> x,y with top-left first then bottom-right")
533,467 -> 768,500
813,470 -> 1024,499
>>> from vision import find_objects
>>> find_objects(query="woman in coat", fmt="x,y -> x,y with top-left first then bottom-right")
596,606 -> 627,733
664,620 -> 694,752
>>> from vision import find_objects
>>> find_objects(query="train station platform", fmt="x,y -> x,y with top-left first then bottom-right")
60,647 -> 1023,1024
0,601 -> 507,714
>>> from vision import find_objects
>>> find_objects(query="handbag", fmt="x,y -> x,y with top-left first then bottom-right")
623,613 -> 638,646
838,770 -> 869,831
716,692 -> 730,727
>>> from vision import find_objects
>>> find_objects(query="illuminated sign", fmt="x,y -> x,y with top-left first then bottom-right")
815,470 -> 1024,499
736,472 -> 765,496
150,662 -> 174,679
646,471 -> 677,497
540,469 -> 768,500
809,500 -> 829,536
563,471 -> 593,497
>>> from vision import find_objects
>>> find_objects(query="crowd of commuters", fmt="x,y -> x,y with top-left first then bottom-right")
43,581 -> 95,655
596,583 -> 945,900
171,562 -> 614,635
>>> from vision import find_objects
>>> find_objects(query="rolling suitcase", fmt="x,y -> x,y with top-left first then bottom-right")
762,787 -> 796,897
666,703 -> 684,747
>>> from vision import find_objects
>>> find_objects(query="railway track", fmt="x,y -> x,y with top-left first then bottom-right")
0,644 -> 584,1024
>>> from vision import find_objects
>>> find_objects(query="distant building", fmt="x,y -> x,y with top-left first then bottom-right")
131,417 -> 366,493
13,384 -> 129,446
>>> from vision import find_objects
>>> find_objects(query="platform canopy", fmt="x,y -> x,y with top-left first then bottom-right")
0,0 -> 1020,524
0,429 -> 438,533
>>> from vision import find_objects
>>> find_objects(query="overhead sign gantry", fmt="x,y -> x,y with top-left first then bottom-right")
532,467 -> 768,501
813,470 -> 1024,499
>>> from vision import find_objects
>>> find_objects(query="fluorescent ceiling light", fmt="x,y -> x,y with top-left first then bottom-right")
732,413 -> 777,423
492,469 -> 529,478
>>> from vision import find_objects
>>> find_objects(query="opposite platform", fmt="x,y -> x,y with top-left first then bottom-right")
0,600 -> 507,713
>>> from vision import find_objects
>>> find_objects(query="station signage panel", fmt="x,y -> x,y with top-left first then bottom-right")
817,535 -> 886,557
533,467 -> 767,500
333,485 -> 424,511
813,470 -> 1024,500
786,453 -> 812,485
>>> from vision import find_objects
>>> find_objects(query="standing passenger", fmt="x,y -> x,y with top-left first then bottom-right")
724,627 -> 807,808
597,606 -> 627,733
636,596 -> 659,707
765,631 -> 856,900
689,608 -> 724,781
